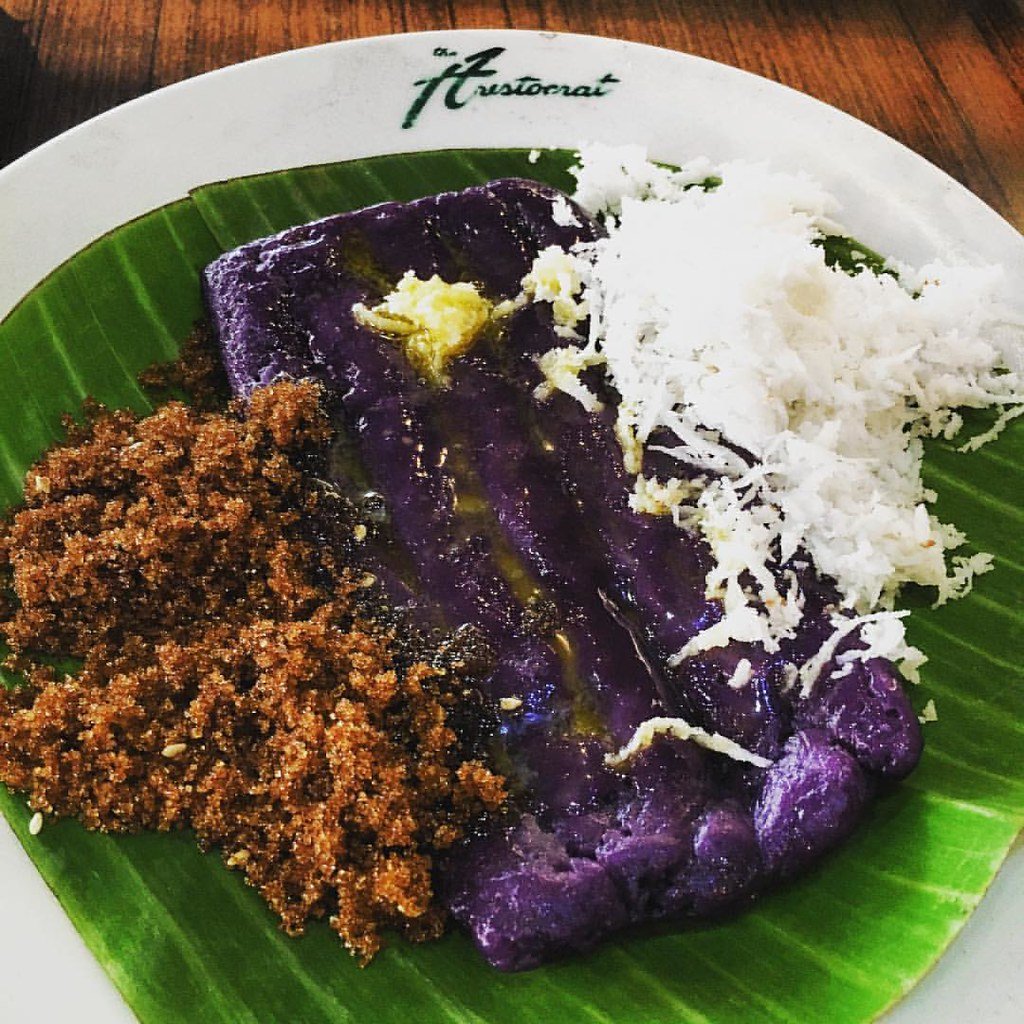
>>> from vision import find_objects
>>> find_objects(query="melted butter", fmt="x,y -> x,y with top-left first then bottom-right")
333,232 -> 393,295
444,439 -> 545,610
491,541 -> 546,610
332,246 -> 606,738
354,273 -> 494,386
451,488 -> 489,518
443,435 -> 605,738
552,631 -> 607,737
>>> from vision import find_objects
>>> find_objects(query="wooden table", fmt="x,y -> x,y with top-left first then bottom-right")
1,0 -> 1022,228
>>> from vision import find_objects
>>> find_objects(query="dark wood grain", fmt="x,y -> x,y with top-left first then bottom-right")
1,0 -> 1022,226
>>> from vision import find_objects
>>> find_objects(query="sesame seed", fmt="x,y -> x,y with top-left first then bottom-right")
162,742 -> 188,759
499,696 -> 523,711
28,812 -> 43,836
358,573 -> 377,589
226,849 -> 251,867
353,524 -> 368,542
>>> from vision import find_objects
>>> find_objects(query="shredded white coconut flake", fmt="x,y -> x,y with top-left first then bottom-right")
726,658 -> 753,690
933,551 -> 996,607
780,662 -> 799,693
668,605 -> 778,667
551,194 -> 582,227
535,346 -> 604,412
606,716 -> 771,768
522,245 -> 591,337
527,145 -> 1023,677
898,646 -> 929,686
918,699 -> 939,724
957,404 -> 1024,452
571,143 -> 716,219
798,611 -> 917,698
630,474 -> 700,516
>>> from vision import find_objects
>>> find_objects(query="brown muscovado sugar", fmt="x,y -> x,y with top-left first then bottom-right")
0,378 -> 505,962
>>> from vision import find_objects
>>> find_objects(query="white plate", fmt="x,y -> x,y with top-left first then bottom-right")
0,29 -> 1020,1024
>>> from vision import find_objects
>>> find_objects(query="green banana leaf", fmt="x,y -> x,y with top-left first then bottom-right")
1,148 -> 1021,1024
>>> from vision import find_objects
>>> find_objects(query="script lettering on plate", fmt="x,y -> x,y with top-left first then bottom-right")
402,46 -> 620,129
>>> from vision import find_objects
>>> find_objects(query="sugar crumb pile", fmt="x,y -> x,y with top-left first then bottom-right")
0,377 -> 505,962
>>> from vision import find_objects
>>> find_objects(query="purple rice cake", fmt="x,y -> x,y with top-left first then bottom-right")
203,178 -> 921,971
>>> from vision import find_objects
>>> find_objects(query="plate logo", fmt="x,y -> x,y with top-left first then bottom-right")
403,46 -> 620,129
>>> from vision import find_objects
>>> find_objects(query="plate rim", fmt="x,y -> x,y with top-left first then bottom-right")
0,27 -> 1021,1024
2,28 -> 1022,324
